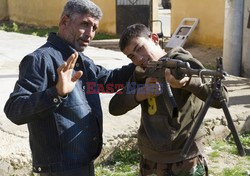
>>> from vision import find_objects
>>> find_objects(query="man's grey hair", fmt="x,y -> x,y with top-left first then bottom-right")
61,0 -> 103,20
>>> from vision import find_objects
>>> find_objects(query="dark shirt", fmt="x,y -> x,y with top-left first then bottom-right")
4,32 -> 135,173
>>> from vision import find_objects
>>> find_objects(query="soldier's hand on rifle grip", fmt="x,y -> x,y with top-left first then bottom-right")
165,68 -> 190,88
135,77 -> 162,102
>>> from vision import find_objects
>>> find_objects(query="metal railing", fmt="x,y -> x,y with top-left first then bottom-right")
117,0 -> 150,5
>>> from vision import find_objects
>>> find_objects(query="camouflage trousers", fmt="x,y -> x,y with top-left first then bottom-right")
139,155 -> 208,176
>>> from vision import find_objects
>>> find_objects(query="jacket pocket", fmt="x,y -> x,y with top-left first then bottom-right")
60,82 -> 89,108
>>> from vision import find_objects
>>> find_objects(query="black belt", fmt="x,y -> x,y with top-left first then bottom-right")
33,162 -> 93,173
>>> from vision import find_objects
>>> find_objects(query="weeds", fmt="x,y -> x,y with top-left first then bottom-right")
210,140 -> 236,155
0,20 -> 118,40
239,131 -> 250,148
209,151 -> 220,161
95,132 -> 250,176
93,32 -> 119,40
208,131 -> 250,176
222,166 -> 249,176
95,148 -> 140,176
0,21 -> 58,37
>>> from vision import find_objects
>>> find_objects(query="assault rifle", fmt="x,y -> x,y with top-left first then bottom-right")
145,57 -> 246,157
145,57 -> 226,80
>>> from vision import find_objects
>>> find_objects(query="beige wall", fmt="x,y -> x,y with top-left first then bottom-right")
5,0 -> 116,33
93,0 -> 116,34
2,0 -> 157,35
171,0 -> 225,48
0,0 -> 8,20
8,0 -> 67,27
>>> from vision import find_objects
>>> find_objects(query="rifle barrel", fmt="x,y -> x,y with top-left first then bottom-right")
179,67 -> 226,78
146,59 -> 226,79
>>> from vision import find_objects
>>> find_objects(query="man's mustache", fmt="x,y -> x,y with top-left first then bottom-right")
79,35 -> 89,41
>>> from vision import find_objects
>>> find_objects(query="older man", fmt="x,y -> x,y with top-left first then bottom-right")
4,0 -> 134,175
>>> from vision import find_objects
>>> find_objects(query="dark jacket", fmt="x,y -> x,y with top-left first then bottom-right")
109,47 -> 228,163
4,33 -> 135,173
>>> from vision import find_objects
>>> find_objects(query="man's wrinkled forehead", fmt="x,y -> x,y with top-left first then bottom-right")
71,13 -> 99,25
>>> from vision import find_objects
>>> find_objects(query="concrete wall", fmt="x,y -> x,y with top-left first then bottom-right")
7,0 -> 67,27
1,0 -> 157,35
5,0 -> 116,33
93,0 -> 116,34
171,0 -> 225,48
0,0 -> 8,20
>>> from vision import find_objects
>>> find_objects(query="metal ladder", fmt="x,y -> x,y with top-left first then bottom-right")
166,18 -> 199,49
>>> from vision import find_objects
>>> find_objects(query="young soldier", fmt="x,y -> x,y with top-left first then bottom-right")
109,23 -> 228,176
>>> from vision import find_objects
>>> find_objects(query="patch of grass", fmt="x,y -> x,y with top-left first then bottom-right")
0,20 -> 118,40
209,131 -> 250,155
0,20 -> 58,37
210,166 -> 249,176
239,131 -> 250,148
93,32 -> 119,40
209,151 -> 220,161
210,140 -> 235,154
211,140 -> 227,151
246,155 -> 250,161
95,132 -> 250,176
227,131 -> 250,155
222,166 -> 248,176
95,148 -> 140,176
208,132 -> 250,176
112,147 -> 140,165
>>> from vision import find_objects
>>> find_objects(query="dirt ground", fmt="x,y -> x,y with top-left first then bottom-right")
184,45 -> 223,68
